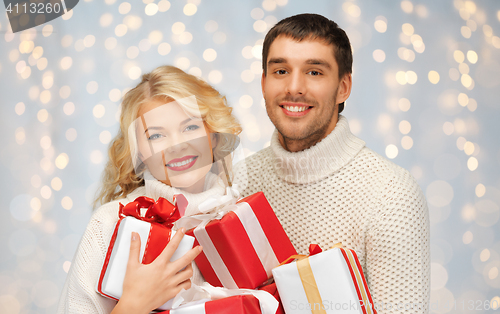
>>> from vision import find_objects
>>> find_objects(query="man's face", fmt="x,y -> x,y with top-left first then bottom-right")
262,35 -> 351,151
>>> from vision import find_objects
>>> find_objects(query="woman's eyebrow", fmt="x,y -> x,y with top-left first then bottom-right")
144,126 -> 164,133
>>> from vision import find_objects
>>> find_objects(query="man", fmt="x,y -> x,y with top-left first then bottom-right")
235,14 -> 430,312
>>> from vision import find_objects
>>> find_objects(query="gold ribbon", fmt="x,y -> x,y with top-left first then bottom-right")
296,257 -> 326,314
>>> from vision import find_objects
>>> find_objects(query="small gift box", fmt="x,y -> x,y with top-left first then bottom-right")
158,295 -> 261,314
97,196 -> 195,310
185,192 -> 297,289
272,244 -> 377,314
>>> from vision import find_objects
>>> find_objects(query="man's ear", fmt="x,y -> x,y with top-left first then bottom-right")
336,73 -> 352,105
261,72 -> 266,98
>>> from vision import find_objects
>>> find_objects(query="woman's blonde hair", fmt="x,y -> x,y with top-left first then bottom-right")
94,65 -> 242,208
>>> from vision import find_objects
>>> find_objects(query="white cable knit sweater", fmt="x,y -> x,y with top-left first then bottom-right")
57,171 -> 225,314
234,115 -> 430,313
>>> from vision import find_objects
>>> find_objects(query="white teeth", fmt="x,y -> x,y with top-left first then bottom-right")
167,157 -> 195,167
284,105 -> 308,112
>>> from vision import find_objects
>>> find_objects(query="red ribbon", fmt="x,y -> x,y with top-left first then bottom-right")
118,195 -> 186,228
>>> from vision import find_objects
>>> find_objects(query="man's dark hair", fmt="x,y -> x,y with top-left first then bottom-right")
262,13 -> 352,113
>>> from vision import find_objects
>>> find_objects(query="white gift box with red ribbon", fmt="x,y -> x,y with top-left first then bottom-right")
272,245 -> 377,314
96,196 -> 194,311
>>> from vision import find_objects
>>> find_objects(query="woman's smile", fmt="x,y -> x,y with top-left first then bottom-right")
166,155 -> 198,171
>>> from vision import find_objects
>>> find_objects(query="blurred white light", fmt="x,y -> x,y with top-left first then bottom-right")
115,24 -> 128,37
55,153 -> 69,170
65,128 -> 77,142
15,102 -> 25,115
145,3 -> 159,16
61,197 -> 73,210
172,22 -> 186,34
428,71 -> 440,84
84,35 -> 95,48
205,20 -> 218,33
374,16 -> 387,33
208,70 -> 222,84
183,3 -> 197,16
41,185 -> 52,199
372,49 -> 385,63
99,130 -> 112,144
86,81 -> 99,94
93,104 -> 106,118
203,48 -> 217,62
427,180 -> 454,207
251,8 -> 265,20
385,144 -> 398,159
253,20 -> 267,33
126,46 -> 139,59
158,43 -> 171,55
105,37 -> 117,50
119,2 -> 131,14
158,0 -> 170,12
51,177 -> 62,191
90,150 -> 104,164
467,157 -> 478,171
63,102 -> 75,115
401,0 -> 413,13
175,57 -> 190,70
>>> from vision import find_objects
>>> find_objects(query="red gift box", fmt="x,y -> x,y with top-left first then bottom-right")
158,295 -> 261,314
186,192 -> 297,289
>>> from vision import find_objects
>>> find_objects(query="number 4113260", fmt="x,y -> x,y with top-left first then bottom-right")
6,1 -> 66,14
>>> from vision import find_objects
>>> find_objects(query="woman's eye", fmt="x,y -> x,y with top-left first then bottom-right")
184,125 -> 200,132
148,133 -> 163,140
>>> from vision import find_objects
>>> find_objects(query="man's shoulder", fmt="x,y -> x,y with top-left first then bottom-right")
355,146 -> 417,187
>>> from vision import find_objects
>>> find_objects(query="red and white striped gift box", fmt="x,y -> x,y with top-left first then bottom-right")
186,192 -> 297,289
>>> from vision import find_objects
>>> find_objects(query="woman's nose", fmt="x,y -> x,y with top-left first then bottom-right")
165,138 -> 188,154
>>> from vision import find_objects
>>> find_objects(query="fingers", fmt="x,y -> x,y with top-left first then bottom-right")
127,232 -> 141,269
157,228 -> 186,262
171,246 -> 203,272
171,263 -> 194,284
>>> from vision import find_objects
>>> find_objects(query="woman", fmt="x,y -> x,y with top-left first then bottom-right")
57,65 -> 242,314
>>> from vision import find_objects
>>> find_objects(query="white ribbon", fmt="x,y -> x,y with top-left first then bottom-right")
172,282 -> 279,314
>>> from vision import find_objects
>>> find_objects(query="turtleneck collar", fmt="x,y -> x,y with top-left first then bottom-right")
270,115 -> 365,184
143,170 -> 226,216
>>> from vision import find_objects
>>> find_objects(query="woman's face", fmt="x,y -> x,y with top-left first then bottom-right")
135,98 -> 215,193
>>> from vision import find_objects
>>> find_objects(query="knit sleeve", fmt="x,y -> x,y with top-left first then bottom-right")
56,204 -> 118,314
365,168 -> 430,313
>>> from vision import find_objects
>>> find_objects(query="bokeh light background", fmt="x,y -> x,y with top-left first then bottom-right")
1,0 -> 499,313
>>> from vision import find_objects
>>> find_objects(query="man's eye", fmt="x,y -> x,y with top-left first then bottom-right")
308,71 -> 321,76
275,69 -> 287,75
148,133 -> 163,140
184,125 -> 200,132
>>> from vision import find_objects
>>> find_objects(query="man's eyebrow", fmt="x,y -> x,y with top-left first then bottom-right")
268,57 -> 287,65
306,59 -> 331,69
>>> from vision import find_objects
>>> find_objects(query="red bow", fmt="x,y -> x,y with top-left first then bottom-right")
308,244 -> 323,256
119,195 -> 187,228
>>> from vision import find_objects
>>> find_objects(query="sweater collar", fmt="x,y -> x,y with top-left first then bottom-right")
144,170 -> 226,216
270,115 -> 365,184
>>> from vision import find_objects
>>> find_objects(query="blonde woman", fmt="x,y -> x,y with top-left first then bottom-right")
57,65 -> 242,314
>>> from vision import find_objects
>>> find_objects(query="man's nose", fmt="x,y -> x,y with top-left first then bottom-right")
285,72 -> 305,95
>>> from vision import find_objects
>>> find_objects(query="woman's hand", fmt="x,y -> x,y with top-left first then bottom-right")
111,228 -> 202,314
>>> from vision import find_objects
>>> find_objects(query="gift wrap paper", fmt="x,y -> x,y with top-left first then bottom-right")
159,295 -> 261,314
97,216 -> 194,310
272,248 -> 376,314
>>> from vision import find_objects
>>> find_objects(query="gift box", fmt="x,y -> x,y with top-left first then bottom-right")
185,192 -> 297,289
158,295 -> 261,314
272,244 -> 377,314
97,196 -> 194,310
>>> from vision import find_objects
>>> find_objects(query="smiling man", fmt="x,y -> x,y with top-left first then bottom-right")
235,14 -> 430,312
